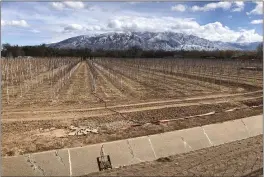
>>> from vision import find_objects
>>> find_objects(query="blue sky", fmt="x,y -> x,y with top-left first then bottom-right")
1,1 -> 263,45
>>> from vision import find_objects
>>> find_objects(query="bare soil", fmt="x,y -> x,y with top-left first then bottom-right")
1,59 -> 263,157
2,102 -> 262,156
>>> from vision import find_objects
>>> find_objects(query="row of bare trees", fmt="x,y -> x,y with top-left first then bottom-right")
93,57 -> 262,92
1,57 -> 81,104
2,42 -> 262,60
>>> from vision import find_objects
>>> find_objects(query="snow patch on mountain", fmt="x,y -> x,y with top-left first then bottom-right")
47,32 -> 261,51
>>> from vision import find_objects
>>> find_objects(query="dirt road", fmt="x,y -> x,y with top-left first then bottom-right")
2,90 -> 262,122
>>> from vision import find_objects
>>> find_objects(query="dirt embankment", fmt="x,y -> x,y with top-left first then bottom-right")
2,100 -> 262,157
87,135 -> 263,176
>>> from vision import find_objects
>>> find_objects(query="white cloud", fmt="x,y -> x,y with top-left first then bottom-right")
232,2 -> 244,12
105,16 -> 262,43
51,2 -> 85,10
30,29 -> 41,33
247,2 -> 263,15
250,19 -> 263,24
1,20 -> 29,27
184,2 -> 245,13
235,29 -> 262,42
1,20 -> 5,26
128,2 -> 141,5
191,2 -> 232,12
87,6 -> 101,11
2,2 -> 262,45
63,2 -> 85,9
64,24 -> 84,32
171,4 -> 186,12
51,2 -> 65,10
63,23 -> 104,33
107,19 -> 122,29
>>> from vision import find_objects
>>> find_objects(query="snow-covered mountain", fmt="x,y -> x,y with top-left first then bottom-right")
47,32 -> 261,51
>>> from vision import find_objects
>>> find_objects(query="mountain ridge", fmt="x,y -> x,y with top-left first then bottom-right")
47,32 -> 261,51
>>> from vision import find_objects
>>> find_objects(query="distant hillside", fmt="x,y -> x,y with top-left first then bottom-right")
47,31 -> 261,51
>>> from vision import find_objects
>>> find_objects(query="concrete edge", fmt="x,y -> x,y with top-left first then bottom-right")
2,115 -> 263,176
